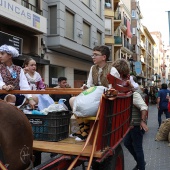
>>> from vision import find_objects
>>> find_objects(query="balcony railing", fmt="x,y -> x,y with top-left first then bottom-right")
123,17 -> 127,27
21,0 -> 42,15
114,11 -> 121,20
124,40 -> 133,51
114,36 -> 122,44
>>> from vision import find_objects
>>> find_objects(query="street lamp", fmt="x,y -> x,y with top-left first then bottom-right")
155,73 -> 158,87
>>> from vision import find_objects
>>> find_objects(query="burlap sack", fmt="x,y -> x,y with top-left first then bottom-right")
155,118 -> 170,141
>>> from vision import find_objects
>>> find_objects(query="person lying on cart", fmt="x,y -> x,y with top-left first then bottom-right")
0,44 -> 38,109
69,45 -> 130,141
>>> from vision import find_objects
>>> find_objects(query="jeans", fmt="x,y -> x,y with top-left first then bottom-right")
124,126 -> 145,170
158,108 -> 170,127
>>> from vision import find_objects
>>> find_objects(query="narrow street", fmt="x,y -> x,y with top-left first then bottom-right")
123,103 -> 170,170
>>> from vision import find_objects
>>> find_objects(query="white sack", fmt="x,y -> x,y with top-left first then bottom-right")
73,86 -> 107,117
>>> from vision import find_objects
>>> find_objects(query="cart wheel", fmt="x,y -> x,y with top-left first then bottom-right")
92,144 -> 124,170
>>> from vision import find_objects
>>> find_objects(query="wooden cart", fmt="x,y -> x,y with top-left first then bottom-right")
0,75 -> 133,170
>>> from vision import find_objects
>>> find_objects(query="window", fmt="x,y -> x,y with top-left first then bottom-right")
96,0 -> 101,17
29,0 -> 36,6
105,0 -> 111,8
66,10 -> 74,40
49,65 -> 65,87
49,6 -> 57,34
83,21 -> 90,47
132,10 -> 136,18
97,30 -> 102,45
82,0 -> 90,7
22,0 -> 41,14
105,18 -> 112,35
132,28 -> 136,35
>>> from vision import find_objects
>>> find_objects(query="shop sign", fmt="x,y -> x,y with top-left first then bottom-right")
0,0 -> 47,33
0,31 -> 22,54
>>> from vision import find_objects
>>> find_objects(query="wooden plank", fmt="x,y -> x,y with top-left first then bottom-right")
0,88 -> 83,95
33,139 -> 104,158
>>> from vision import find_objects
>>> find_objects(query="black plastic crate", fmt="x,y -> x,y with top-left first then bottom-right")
25,111 -> 71,142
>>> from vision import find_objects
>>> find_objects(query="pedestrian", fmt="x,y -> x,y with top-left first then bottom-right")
54,77 -> 71,88
124,83 -> 148,170
51,76 -> 72,110
157,83 -> 170,127
69,45 -> 130,141
23,58 -> 54,111
0,44 -> 37,109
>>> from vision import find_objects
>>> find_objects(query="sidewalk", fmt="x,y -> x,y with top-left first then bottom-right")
123,104 -> 170,170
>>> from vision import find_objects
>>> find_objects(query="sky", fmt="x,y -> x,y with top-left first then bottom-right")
139,0 -> 170,46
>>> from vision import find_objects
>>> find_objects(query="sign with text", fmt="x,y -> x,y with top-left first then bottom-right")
0,31 -> 23,54
0,0 -> 47,33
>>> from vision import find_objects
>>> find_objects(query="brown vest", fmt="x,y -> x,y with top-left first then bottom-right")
92,63 -> 112,87
0,64 -> 21,90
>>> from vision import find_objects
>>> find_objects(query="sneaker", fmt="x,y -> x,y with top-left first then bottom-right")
69,133 -> 81,138
75,134 -> 88,142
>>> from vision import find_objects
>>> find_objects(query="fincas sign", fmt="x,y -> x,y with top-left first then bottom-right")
0,0 -> 47,33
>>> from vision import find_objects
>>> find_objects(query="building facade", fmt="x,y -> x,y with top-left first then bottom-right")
0,0 -> 48,78
42,0 -> 105,87
150,31 -> 166,86
0,0 -> 105,88
104,0 -> 122,61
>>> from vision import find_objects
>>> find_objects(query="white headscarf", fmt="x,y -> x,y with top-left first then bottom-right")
0,44 -> 19,58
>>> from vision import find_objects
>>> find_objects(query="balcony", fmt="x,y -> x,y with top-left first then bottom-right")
21,0 -> 42,15
121,40 -> 133,55
114,0 -> 120,11
140,41 -> 146,50
120,17 -> 127,33
114,11 -> 121,31
114,36 -> 122,52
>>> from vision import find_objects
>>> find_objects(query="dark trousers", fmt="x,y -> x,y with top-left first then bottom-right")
158,108 -> 170,127
124,126 -> 145,170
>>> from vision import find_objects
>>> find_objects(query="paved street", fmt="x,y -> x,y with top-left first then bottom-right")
41,104 -> 170,170
124,103 -> 170,170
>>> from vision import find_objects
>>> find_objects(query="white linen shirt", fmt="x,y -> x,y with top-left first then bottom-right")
133,92 -> 148,111
0,65 -> 32,99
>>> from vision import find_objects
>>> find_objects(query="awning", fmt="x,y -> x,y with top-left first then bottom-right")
13,54 -> 50,65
